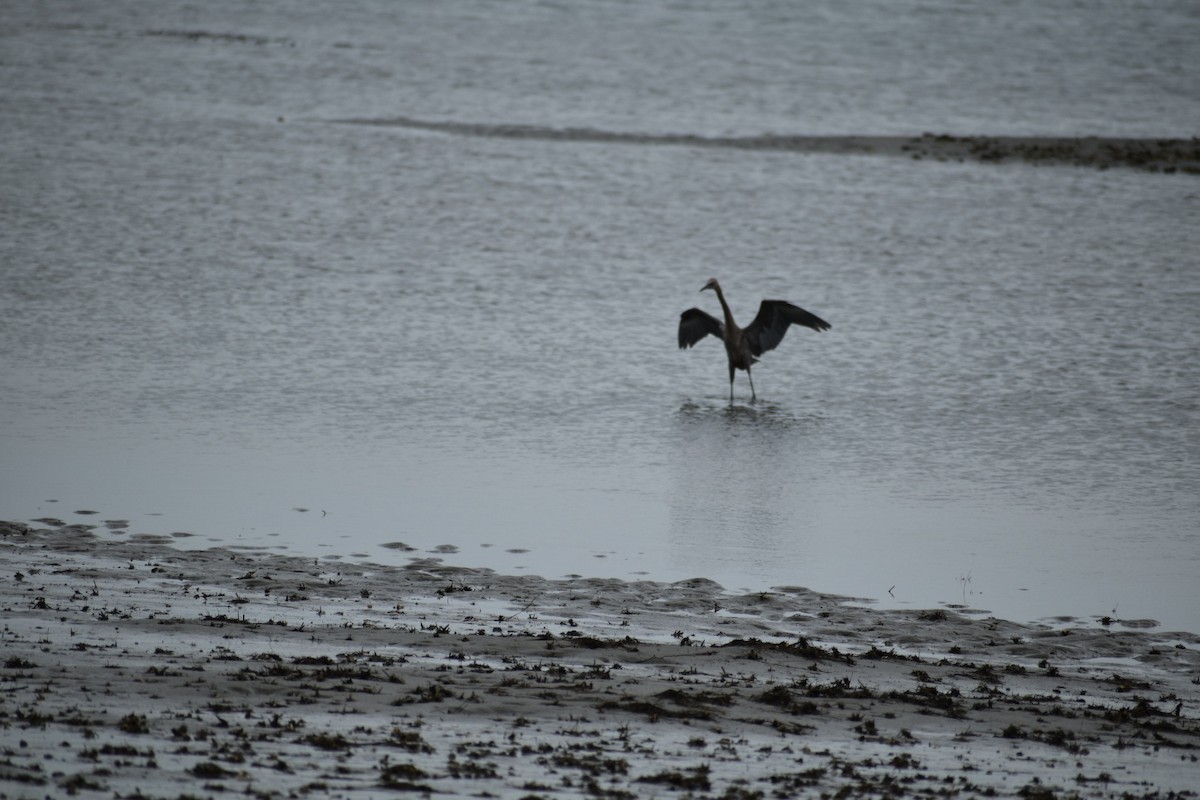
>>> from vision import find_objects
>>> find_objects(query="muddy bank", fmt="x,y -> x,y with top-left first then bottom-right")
2,520 -> 1198,798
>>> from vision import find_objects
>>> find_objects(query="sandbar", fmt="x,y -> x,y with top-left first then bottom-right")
334,117 -> 1200,174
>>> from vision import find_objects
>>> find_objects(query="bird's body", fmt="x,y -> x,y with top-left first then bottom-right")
679,278 -> 830,402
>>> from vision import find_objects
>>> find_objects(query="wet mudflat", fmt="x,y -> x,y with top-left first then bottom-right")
3,522 -> 1198,798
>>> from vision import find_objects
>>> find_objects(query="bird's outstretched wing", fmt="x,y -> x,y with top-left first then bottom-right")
678,308 -> 724,349
743,300 -> 830,356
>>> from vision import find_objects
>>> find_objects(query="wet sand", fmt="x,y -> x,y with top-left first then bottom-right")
2,520 -> 1198,798
336,117 -> 1200,173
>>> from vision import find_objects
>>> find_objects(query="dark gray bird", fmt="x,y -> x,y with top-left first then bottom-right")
678,278 -> 830,403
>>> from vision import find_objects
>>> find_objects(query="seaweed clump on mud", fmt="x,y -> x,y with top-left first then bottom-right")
721,636 -> 856,664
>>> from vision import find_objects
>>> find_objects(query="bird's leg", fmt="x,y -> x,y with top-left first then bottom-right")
728,364 -> 736,404
747,368 -> 757,403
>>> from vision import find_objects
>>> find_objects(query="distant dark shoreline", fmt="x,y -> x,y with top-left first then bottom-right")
332,116 -> 1200,174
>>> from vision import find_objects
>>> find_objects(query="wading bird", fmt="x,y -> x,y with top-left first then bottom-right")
678,278 -> 830,403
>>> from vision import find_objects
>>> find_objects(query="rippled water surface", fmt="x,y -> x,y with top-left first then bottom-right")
2,0 -> 1198,630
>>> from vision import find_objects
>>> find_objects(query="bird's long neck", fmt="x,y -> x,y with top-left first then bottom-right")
712,283 -> 737,332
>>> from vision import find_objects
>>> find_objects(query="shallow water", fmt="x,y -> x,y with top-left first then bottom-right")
2,0 -> 1198,630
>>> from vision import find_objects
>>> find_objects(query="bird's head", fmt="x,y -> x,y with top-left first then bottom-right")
701,278 -> 720,293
